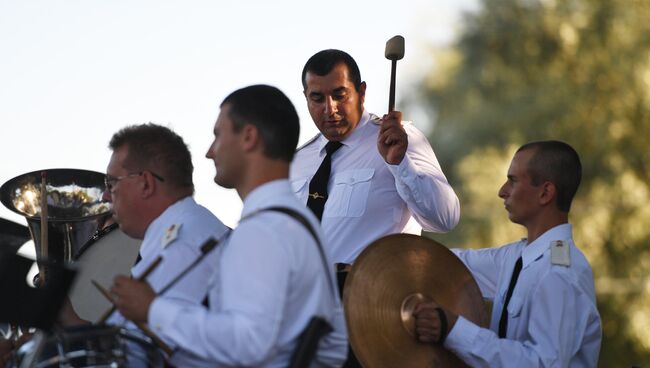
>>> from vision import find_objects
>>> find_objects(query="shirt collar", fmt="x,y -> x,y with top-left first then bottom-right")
521,223 -> 573,267
143,196 -> 195,240
240,179 -> 291,218
315,109 -> 371,154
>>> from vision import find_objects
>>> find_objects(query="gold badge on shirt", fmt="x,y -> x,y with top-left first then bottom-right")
162,223 -> 182,249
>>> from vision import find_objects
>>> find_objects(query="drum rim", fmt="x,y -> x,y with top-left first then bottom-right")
73,223 -> 119,260
31,325 -> 162,367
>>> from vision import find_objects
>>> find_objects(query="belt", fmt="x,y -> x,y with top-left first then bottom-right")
335,263 -> 352,299
336,263 -> 352,273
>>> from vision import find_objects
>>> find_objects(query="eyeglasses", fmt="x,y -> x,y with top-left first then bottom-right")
104,171 -> 165,192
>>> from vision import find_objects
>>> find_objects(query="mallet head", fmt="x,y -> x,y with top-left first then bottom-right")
385,35 -> 405,61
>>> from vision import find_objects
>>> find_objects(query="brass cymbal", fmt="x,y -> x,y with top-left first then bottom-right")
343,234 -> 489,368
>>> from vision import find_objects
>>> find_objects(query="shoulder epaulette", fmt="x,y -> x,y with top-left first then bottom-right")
296,133 -> 321,151
550,240 -> 571,267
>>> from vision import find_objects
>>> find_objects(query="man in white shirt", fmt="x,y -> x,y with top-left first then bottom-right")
59,124 -> 230,365
101,123 -> 229,334
292,48 -> 461,368
291,49 -> 460,268
413,140 -> 601,367
112,85 -> 347,367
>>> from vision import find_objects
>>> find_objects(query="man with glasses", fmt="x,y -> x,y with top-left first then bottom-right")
61,124 -> 229,364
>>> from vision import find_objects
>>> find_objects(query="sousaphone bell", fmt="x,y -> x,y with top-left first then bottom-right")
0,168 -> 111,267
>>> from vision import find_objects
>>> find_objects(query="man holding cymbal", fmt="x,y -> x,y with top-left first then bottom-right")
414,141 -> 601,367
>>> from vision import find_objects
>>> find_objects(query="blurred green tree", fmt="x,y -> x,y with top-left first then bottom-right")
416,0 -> 650,365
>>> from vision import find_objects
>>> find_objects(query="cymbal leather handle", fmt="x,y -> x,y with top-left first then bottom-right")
435,307 -> 448,345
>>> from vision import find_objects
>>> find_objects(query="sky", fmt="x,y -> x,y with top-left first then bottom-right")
0,0 -> 479,234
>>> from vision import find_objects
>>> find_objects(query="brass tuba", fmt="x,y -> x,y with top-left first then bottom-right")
0,168 -> 111,266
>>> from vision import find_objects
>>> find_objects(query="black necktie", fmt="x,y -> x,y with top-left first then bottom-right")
498,256 -> 523,338
307,141 -> 343,221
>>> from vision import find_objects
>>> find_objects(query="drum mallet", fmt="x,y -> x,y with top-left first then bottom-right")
92,279 -> 174,356
39,171 -> 48,284
96,256 -> 163,324
385,35 -> 405,112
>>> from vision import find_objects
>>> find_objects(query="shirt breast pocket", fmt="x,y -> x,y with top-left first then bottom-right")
506,295 -> 524,319
290,178 -> 309,203
326,168 -> 375,218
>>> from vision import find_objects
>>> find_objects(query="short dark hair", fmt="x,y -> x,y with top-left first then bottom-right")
221,84 -> 299,162
517,140 -> 581,212
301,49 -> 362,91
109,123 -> 194,192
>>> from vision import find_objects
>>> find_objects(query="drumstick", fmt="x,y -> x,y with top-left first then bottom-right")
134,256 -> 164,280
91,279 -> 174,356
97,256 -> 163,324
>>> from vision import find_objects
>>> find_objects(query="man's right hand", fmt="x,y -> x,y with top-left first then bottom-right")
110,276 -> 156,323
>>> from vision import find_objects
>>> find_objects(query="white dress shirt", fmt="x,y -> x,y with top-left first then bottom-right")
290,110 -> 460,263
148,180 -> 348,367
447,224 -> 601,367
107,197 -> 229,358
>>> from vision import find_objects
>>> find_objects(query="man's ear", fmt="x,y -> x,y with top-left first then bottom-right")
241,124 -> 259,152
140,171 -> 157,199
539,181 -> 557,207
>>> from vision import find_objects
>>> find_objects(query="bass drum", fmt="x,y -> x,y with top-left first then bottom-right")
68,223 -> 141,323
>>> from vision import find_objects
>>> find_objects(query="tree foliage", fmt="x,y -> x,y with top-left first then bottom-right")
418,0 -> 650,365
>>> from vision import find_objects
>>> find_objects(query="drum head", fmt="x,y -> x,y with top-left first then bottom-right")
68,226 -> 141,323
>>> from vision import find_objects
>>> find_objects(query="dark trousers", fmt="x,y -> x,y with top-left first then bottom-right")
337,270 -> 363,368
